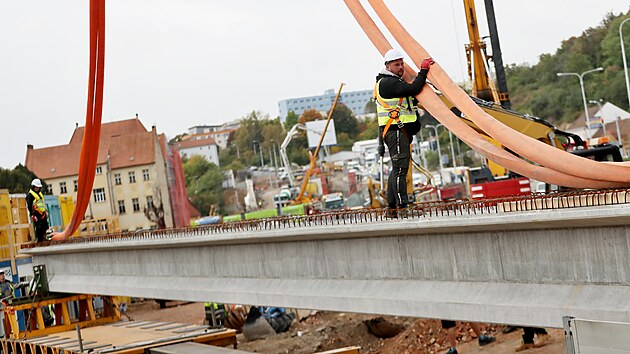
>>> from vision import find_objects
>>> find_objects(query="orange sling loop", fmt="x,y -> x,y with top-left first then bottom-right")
52,0 -> 105,241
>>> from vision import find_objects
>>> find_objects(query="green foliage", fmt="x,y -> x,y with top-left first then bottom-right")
357,116 -> 379,140
506,11 -> 630,123
331,103 -> 359,138
183,155 -> 224,215
0,165 -> 46,194
168,133 -> 188,144
234,111 -> 268,166
364,100 -> 377,115
284,110 -> 299,131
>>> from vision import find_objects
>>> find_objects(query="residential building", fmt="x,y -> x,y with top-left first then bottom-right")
175,137 -> 220,165
25,118 -> 190,232
188,119 -> 241,136
188,125 -> 222,135
278,88 -> 373,123
181,129 -> 235,149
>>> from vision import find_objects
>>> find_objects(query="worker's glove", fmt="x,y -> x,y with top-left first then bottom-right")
378,144 -> 385,157
420,57 -> 435,71
31,215 -> 37,223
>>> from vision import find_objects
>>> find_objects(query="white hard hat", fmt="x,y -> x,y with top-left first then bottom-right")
384,49 -> 404,63
31,178 -> 43,188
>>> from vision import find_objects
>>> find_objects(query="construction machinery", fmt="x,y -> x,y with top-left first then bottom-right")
275,83 -> 345,208
451,0 -> 622,178
1,265 -> 238,353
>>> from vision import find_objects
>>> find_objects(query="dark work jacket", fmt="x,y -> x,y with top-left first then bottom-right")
375,69 -> 428,136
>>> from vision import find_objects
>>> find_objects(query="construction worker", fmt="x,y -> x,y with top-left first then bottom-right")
26,179 -> 49,242
374,49 -> 434,212
0,270 -> 29,301
204,302 -> 226,327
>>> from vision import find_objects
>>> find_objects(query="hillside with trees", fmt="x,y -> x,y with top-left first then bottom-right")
506,10 -> 630,124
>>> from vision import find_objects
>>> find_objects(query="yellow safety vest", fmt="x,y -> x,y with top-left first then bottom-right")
373,79 -> 418,138
29,190 -> 47,216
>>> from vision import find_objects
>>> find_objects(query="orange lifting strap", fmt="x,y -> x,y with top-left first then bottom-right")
52,0 -> 106,241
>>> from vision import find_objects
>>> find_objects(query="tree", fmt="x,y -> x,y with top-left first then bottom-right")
261,118 -> 285,153
357,116 -> 379,141
0,165 -> 46,194
168,133 -> 188,144
364,100 -> 377,115
298,109 -> 323,124
234,111 -> 267,166
331,103 -> 359,138
284,110 -> 299,131
183,155 -> 225,215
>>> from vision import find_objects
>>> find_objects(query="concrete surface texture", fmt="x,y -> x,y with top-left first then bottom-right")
24,204 -> 630,328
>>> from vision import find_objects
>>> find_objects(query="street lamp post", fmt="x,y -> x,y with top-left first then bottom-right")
557,67 -> 604,139
418,130 -> 428,169
270,139 -> 279,188
620,18 -> 630,110
447,130 -> 457,168
252,140 -> 264,167
424,125 -> 443,172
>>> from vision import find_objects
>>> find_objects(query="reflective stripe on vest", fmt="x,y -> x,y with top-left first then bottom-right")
373,79 -> 417,127
29,190 -> 47,215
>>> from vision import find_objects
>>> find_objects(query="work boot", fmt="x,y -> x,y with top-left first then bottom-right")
514,342 -> 535,352
478,334 -> 496,346
397,204 -> 409,218
386,207 -> 398,219
445,348 -> 458,354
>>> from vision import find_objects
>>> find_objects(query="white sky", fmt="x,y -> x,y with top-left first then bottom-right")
0,0 -> 628,169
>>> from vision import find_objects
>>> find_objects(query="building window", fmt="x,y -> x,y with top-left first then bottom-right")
132,198 -> 140,212
114,173 -> 121,185
143,169 -> 150,181
129,171 -> 136,183
118,200 -> 126,214
146,195 -> 154,209
59,182 -> 67,194
73,180 -> 78,192
93,188 -> 106,203
96,166 -> 102,174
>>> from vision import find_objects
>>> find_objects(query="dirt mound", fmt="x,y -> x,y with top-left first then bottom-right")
128,302 -> 566,354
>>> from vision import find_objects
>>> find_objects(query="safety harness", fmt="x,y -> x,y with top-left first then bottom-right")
373,79 -> 415,139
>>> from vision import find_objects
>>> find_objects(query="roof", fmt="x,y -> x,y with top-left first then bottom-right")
25,118 -> 158,179
175,137 -> 217,149
565,106 -> 600,130
182,129 -> 235,141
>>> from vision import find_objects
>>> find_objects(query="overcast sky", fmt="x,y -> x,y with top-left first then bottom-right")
1,0 -> 628,169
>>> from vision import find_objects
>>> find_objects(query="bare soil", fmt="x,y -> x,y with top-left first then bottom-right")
127,301 -> 566,354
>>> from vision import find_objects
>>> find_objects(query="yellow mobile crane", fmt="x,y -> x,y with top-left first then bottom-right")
448,0 -> 622,179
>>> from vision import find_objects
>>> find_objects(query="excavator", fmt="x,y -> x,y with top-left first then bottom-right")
367,0 -> 622,207
453,0 -> 622,179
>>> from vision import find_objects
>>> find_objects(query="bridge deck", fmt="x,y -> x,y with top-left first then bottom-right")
22,190 -> 630,328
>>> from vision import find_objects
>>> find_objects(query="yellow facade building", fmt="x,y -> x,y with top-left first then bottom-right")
25,118 -> 189,232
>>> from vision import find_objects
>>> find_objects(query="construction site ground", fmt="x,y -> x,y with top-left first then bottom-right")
127,300 -> 566,353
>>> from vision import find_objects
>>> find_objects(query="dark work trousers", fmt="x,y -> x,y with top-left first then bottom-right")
383,128 -> 411,208
522,327 -> 547,344
34,218 -> 49,242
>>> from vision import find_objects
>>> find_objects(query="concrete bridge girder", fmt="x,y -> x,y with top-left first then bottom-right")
24,204 -> 630,328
